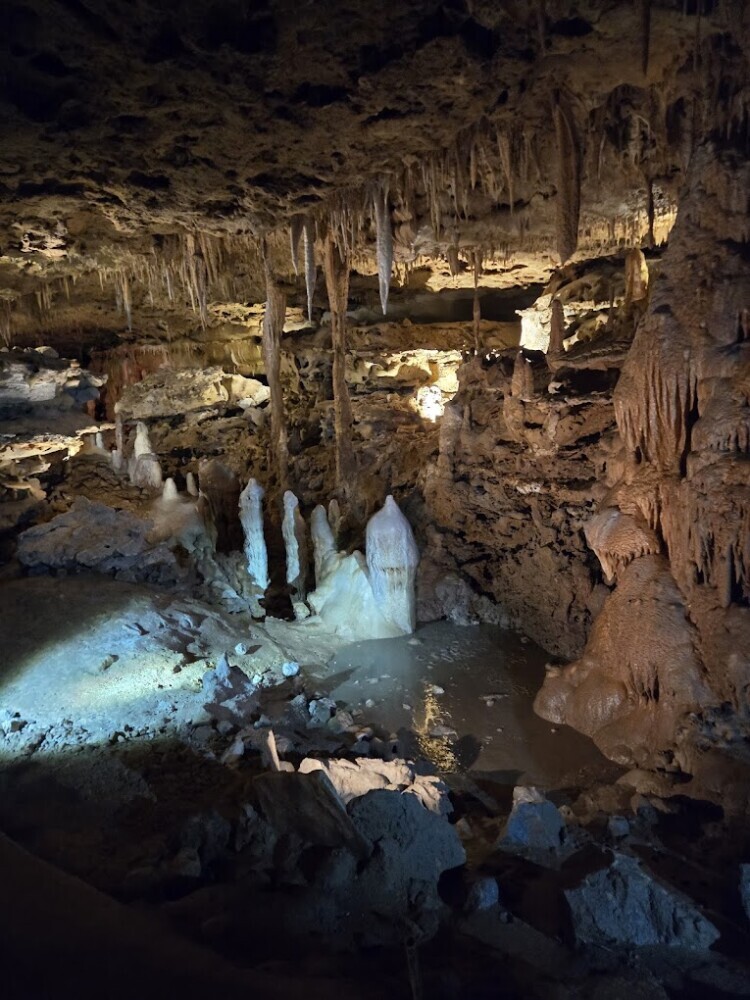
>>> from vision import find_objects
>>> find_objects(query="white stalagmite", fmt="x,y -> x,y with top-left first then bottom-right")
134,421 -> 153,459
162,477 -> 179,502
307,550 -> 402,640
311,504 -> 336,585
127,419 -> 163,489
282,490 -> 309,601
365,494 -> 420,634
130,454 -> 163,490
95,431 -> 104,450
239,478 -> 269,592
112,411 -> 125,471
186,471 -> 198,496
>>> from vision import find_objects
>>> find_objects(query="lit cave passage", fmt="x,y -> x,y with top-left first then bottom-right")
1,1 -> 750,997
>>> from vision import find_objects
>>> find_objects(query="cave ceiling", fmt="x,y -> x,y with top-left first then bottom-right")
0,0 -> 747,347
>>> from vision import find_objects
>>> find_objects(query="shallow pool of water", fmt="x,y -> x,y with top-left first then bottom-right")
319,621 -> 618,789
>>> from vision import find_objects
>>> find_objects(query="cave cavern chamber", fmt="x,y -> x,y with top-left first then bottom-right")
3,2 -> 750,997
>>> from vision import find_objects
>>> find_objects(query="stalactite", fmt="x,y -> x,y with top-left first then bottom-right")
373,183 -> 393,316
639,0 -> 651,76
261,243 -> 289,492
497,131 -> 514,214
303,217 -> 316,323
290,215 -> 303,276
553,94 -> 582,264
323,232 -> 357,506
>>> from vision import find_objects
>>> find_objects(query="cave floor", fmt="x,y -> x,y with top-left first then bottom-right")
0,575 -> 614,792
1,575 -> 749,999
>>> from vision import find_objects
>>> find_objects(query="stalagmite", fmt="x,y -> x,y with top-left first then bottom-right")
311,504 -> 336,585
373,184 -> 393,315
303,218 -> 316,323
323,233 -> 357,506
261,245 -> 289,491
95,431 -> 104,451
548,298 -> 566,356
133,421 -> 153,459
239,478 -> 269,594
130,454 -> 163,490
186,472 -> 198,496
511,350 -> 535,400
365,495 -> 420,634
112,411 -> 125,471
624,247 -> 649,307
162,477 -> 178,503
282,491 -> 309,612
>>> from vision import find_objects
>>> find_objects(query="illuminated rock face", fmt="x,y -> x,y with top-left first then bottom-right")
366,495 -> 420,635
238,478 -> 269,595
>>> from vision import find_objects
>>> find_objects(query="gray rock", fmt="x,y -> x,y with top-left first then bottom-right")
299,757 -> 452,815
179,811 -> 232,868
497,786 -> 565,863
254,769 -> 370,859
565,852 -> 720,950
166,847 -> 202,880
202,653 -> 259,726
608,814 -> 630,839
307,696 -> 336,728
465,876 -> 500,913
740,863 -> 750,923
17,497 -> 185,587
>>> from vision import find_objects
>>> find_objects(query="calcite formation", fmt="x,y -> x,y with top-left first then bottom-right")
365,495 -> 420,635
535,143 -> 750,766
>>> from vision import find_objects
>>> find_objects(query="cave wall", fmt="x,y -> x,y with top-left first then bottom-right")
421,339 -> 624,657
535,141 -> 750,766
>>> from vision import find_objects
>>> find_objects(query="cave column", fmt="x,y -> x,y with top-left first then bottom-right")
323,233 -> 357,507
261,244 -> 289,493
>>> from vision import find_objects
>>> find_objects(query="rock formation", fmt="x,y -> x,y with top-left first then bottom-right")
2,4 -> 750,991
535,141 -> 750,767
366,495 -> 420,635
238,478 -> 269,608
